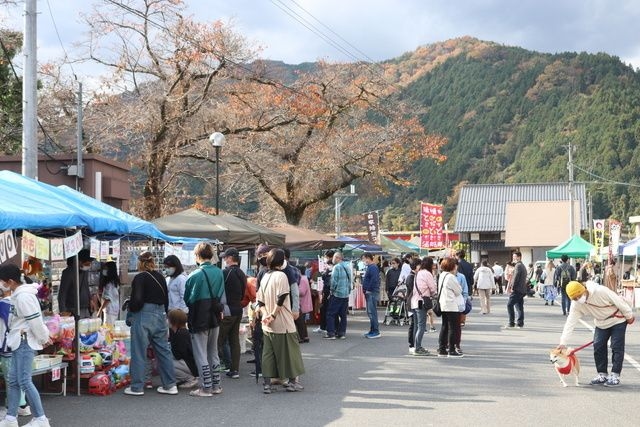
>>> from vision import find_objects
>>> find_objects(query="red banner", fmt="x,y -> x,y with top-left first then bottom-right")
420,203 -> 444,249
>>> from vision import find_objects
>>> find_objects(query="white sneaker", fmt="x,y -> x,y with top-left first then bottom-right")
408,347 -> 416,355
24,417 -> 50,427
312,327 -> 325,333
157,385 -> 178,395
18,406 -> 31,417
123,387 -> 144,396
0,418 -> 18,427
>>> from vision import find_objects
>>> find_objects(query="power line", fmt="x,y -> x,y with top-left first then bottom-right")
45,0 -> 77,79
573,164 -> 640,188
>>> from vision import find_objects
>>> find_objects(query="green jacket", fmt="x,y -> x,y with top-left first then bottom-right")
184,262 -> 225,331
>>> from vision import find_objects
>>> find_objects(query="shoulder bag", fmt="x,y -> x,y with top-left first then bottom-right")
432,273 -> 448,317
414,273 -> 433,311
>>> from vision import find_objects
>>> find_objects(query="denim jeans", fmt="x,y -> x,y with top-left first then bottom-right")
129,303 -> 176,392
414,308 -> 427,349
365,291 -> 380,333
506,292 -> 525,327
594,321 -> 628,375
0,355 -> 26,408
326,296 -> 349,337
7,339 -> 45,418
561,287 -> 572,314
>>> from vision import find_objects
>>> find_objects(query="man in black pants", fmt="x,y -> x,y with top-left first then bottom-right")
314,250 -> 335,334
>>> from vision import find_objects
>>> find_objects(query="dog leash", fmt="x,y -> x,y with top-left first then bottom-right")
568,341 -> 593,356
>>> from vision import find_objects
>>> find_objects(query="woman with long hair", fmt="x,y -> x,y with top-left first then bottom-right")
98,261 -> 120,325
163,255 -> 188,313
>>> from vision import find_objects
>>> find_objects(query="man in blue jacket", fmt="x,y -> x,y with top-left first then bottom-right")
362,253 -> 381,339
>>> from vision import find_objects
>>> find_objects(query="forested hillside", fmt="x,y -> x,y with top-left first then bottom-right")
362,37 -> 640,228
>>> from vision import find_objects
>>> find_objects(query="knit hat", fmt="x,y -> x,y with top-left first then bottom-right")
566,281 -> 585,299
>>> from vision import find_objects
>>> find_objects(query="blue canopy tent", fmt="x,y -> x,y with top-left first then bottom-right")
0,171 -> 93,231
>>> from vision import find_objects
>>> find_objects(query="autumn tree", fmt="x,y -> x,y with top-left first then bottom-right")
205,62 -> 447,225
77,0 -> 283,219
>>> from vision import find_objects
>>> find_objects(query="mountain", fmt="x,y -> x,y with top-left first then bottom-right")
359,37 -> 640,229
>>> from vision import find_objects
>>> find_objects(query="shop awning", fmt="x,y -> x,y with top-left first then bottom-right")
152,208 -> 285,247
269,224 -> 343,250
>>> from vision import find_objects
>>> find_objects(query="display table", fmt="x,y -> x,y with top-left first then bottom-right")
34,362 -> 68,396
0,362 -> 68,397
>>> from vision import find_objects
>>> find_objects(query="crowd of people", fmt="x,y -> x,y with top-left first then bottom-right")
0,242 -> 635,427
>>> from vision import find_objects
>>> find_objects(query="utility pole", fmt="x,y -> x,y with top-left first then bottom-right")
567,141 -> 575,237
22,0 -> 38,179
334,185 -> 357,238
76,82 -> 84,190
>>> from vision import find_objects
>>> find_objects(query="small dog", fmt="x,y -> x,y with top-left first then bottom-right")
549,347 -> 581,387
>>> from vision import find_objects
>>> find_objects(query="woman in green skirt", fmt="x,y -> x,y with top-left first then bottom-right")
256,248 -> 305,393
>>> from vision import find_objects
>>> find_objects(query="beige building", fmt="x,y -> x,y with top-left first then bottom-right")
454,183 -> 587,266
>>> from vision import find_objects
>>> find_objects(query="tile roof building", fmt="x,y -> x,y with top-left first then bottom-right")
454,182 -> 587,264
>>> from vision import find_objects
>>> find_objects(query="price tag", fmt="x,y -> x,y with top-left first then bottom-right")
51,367 -> 60,382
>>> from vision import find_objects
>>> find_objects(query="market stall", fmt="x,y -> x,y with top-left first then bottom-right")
0,170 -> 198,396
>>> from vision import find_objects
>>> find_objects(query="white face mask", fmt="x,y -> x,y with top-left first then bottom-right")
0,281 -> 9,293
576,295 -> 587,304
166,267 -> 175,276
81,266 -> 91,272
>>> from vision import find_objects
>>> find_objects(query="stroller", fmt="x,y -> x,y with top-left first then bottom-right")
383,282 -> 409,326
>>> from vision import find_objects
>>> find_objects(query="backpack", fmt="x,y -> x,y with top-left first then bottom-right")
559,265 -> 571,289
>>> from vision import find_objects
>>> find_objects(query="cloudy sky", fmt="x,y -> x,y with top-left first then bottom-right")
2,0 -> 640,77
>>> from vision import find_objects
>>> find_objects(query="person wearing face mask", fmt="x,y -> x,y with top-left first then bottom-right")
0,263 -> 52,427
57,249 -> 94,319
163,255 -> 188,314
557,281 -> 635,387
97,261 -> 120,325
183,243 -> 225,397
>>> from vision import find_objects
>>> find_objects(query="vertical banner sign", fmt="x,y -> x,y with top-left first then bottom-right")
90,238 -> 100,259
593,219 -> 605,249
0,232 -> 6,263
364,212 -> 380,244
420,203 -> 444,249
100,241 -> 110,260
111,240 -> 121,259
22,231 -> 37,257
609,220 -> 621,260
35,236 -> 50,260
4,231 -> 16,260
50,239 -> 65,261
63,231 -> 83,258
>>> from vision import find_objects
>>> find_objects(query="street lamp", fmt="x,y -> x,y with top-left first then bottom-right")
209,132 -> 225,215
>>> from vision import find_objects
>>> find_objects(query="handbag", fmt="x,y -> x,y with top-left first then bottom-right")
432,273 -> 448,317
414,279 -> 433,311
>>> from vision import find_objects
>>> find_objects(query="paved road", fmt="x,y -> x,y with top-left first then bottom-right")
38,295 -> 640,427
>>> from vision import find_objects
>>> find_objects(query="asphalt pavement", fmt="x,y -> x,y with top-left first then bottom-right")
37,294 -> 640,427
